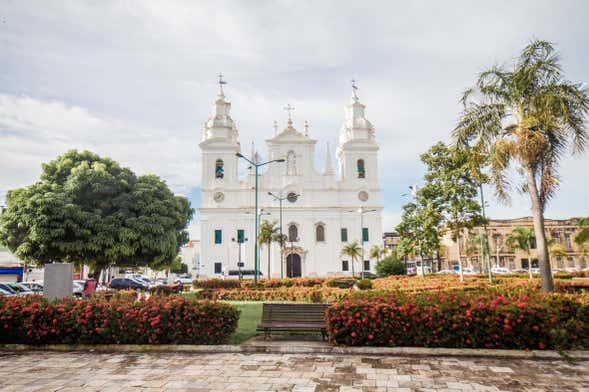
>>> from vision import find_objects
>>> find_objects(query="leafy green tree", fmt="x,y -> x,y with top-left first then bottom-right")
396,193 -> 442,277
506,227 -> 535,279
376,255 -> 406,276
341,241 -> 362,278
454,40 -> 589,291
0,150 -> 193,278
259,220 -> 279,279
419,142 -> 484,282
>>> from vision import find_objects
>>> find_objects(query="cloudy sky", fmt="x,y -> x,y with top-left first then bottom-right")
1,0 -> 588,238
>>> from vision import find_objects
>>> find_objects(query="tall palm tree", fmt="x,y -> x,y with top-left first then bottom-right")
548,240 -> 567,269
454,40 -> 589,291
341,241 -> 362,278
575,217 -> 589,247
258,220 -> 279,279
506,227 -> 535,280
370,245 -> 387,265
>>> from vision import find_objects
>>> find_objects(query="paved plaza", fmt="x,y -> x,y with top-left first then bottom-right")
0,351 -> 588,391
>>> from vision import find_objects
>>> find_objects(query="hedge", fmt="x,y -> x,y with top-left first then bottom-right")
0,294 -> 239,345
193,277 -> 359,290
196,287 -> 351,303
326,290 -> 589,350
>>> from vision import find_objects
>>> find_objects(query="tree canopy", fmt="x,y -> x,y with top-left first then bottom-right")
0,150 -> 194,277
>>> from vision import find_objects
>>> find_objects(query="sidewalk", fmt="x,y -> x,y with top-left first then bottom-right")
1,348 -> 588,391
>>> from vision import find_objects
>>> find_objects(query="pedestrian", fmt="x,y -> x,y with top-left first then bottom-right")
83,273 -> 98,297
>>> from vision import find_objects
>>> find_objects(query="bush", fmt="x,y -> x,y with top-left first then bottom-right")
149,284 -> 183,295
0,294 -> 239,345
193,279 -> 241,289
326,290 -> 589,350
376,256 -> 406,276
356,279 -> 373,290
326,278 -> 356,288
196,287 -> 350,303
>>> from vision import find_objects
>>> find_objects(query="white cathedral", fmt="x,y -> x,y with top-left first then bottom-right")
197,82 -> 383,278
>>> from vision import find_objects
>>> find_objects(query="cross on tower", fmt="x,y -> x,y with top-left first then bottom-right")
218,73 -> 227,86
284,104 -> 295,121
351,79 -> 358,90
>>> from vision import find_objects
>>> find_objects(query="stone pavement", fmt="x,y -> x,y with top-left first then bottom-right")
0,350 -> 588,391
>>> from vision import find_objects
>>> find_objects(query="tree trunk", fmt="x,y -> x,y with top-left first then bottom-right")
524,165 -> 553,291
456,232 -> 464,282
267,243 -> 271,280
351,256 -> 356,278
528,250 -> 533,280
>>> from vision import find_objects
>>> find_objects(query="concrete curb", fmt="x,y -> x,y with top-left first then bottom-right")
1,344 -> 588,360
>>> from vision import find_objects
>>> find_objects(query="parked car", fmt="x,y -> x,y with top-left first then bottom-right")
0,286 -> 15,296
491,267 -> 511,274
7,282 -> 36,296
109,278 -> 149,290
73,281 -> 85,297
436,269 -> 456,274
0,283 -> 18,296
174,275 -> 194,285
20,282 -> 44,294
125,274 -> 153,287
461,267 -> 477,275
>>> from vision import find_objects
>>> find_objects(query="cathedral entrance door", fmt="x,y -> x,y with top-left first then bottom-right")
286,254 -> 302,278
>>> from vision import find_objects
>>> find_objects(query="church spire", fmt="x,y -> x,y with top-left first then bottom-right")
203,74 -> 238,142
324,142 -> 334,176
339,80 -> 374,144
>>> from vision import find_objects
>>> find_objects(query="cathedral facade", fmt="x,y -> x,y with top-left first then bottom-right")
198,84 -> 383,278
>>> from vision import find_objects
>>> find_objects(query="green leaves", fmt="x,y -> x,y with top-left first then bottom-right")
0,150 -> 194,275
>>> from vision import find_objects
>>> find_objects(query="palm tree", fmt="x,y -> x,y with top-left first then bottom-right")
548,240 -> 567,269
341,241 -> 362,278
454,40 -> 589,291
575,217 -> 589,247
506,227 -> 535,280
258,220 -> 279,279
370,245 -> 387,266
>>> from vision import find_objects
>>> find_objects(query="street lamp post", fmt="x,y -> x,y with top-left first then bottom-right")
348,207 -> 377,279
268,192 -> 298,279
236,153 -> 285,287
231,237 -> 248,280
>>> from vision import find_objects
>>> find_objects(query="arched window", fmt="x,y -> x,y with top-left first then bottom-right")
357,159 -> 365,178
316,224 -> 325,242
286,150 -> 296,176
215,159 -> 224,179
288,224 -> 298,242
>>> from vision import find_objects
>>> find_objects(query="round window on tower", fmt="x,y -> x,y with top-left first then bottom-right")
213,192 -> 225,203
287,192 -> 298,203
358,191 -> 369,202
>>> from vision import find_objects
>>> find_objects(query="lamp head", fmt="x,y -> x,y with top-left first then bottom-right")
236,152 -> 243,158
276,159 -> 286,162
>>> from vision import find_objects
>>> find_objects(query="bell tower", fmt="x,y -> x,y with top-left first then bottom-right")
336,83 -> 379,187
199,75 -> 240,190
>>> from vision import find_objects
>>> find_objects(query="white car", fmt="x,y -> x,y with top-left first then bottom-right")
174,275 -> 194,285
436,269 -> 456,274
491,267 -> 511,274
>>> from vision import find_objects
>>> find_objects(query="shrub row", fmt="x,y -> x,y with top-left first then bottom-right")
0,294 -> 239,345
196,287 -> 351,303
193,277 -> 359,289
326,290 -> 589,350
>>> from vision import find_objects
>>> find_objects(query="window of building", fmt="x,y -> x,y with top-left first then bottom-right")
214,262 -> 222,274
316,224 -> 325,242
529,237 -> 537,249
341,228 -> 348,242
363,260 -> 370,271
362,227 -> 369,242
342,260 -> 349,271
214,229 -> 222,244
568,257 -> 575,268
286,150 -> 296,176
237,229 -> 245,243
565,233 -> 572,248
288,224 -> 298,242
357,159 -> 365,178
215,159 -> 224,179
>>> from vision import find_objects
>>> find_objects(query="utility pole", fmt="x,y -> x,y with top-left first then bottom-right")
236,153 -> 284,287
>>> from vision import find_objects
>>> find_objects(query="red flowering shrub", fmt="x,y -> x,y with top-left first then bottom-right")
193,279 -> 241,289
326,290 -> 589,350
149,284 -> 184,295
197,287 -> 349,303
0,294 -> 239,345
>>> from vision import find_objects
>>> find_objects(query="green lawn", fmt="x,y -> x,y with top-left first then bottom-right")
228,302 -> 263,344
